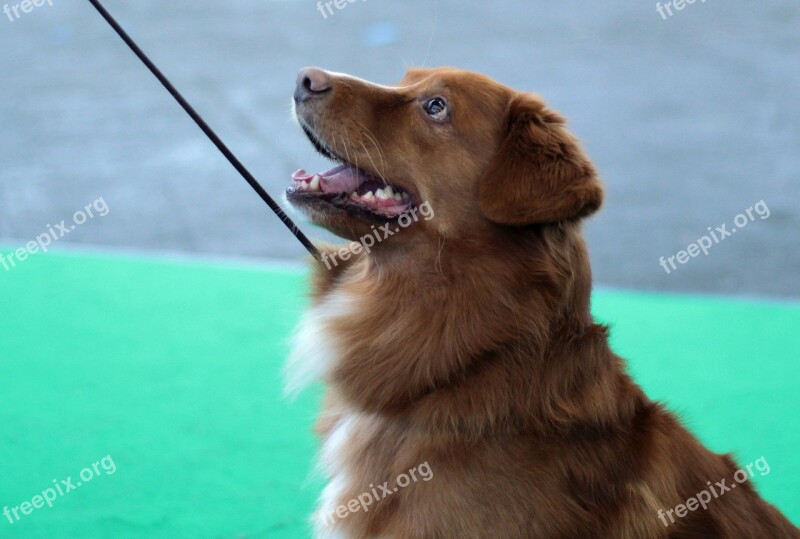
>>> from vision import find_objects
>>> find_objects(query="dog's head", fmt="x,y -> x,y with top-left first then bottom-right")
288,67 -> 603,245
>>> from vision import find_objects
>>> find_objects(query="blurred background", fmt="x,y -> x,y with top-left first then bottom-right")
0,0 -> 798,297
0,1 -> 797,537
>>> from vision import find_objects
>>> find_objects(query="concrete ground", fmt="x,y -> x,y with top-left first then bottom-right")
0,0 -> 798,298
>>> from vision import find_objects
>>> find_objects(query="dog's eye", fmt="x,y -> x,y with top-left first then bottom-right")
423,97 -> 448,121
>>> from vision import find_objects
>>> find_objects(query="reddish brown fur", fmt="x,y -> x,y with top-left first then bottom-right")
290,67 -> 798,538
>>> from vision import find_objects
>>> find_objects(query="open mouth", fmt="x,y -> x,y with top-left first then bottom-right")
287,127 -> 416,221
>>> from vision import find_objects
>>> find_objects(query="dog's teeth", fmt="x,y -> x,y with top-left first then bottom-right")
375,188 -> 386,199
363,191 -> 375,201
384,186 -> 394,198
309,175 -> 321,191
401,192 -> 410,200
393,193 -> 402,201
350,192 -> 358,199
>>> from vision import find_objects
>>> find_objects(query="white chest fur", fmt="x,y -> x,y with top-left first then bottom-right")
314,413 -> 358,538
285,291 -> 363,537
284,290 -> 358,396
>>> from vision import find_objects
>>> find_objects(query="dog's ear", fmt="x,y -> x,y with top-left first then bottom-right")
478,93 -> 603,225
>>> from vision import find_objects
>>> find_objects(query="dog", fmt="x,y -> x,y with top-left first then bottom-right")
285,66 -> 799,538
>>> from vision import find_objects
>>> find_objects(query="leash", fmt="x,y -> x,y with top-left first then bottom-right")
86,0 -> 321,263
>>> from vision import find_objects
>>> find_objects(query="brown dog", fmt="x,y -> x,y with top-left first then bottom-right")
285,67 -> 798,538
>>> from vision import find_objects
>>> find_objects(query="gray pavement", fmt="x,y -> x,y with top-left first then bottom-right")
0,0 -> 798,298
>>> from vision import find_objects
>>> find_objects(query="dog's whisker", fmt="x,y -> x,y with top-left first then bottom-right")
353,120 -> 389,185
340,133 -> 360,185
359,140 -> 388,187
361,124 -> 389,183
364,129 -> 389,185
435,236 -> 446,277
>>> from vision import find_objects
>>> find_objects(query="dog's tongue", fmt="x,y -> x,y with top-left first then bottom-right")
291,165 -> 363,194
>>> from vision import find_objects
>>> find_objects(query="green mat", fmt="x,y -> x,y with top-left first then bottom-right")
1,250 -> 797,537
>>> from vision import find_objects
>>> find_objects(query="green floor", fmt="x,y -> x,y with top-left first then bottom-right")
0,250 -> 798,538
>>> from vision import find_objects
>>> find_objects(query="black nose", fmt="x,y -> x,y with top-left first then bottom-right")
294,67 -> 332,102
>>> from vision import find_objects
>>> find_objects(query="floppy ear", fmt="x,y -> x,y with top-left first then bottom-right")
478,93 -> 603,225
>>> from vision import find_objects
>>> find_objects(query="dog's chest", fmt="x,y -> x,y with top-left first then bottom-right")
314,412 -> 359,537
285,290 -> 357,394
288,293 -> 400,538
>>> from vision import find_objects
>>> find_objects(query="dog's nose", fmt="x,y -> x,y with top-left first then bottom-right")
294,67 -> 332,102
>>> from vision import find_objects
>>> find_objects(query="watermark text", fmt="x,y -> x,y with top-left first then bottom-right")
659,200 -> 770,274
321,201 -> 434,270
4,455 -> 116,525
4,0 -> 53,23
657,456 -> 770,527
321,461 -> 433,528
1,196 -> 110,272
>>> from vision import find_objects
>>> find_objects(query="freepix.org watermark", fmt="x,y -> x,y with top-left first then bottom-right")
3,0 -> 53,23
316,0 -> 368,19
0,197 -> 110,272
321,462 -> 433,528
320,201 -> 434,270
657,456 -> 771,528
3,455 -> 116,526
659,200 -> 770,275
656,0 -> 708,21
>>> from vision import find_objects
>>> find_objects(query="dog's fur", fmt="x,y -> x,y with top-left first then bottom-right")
287,67 -> 799,538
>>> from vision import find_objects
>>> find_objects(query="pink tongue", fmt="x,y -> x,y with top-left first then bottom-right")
320,165 -> 362,194
292,165 -> 363,194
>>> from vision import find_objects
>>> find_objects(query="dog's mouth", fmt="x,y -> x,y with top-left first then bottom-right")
286,126 -> 416,222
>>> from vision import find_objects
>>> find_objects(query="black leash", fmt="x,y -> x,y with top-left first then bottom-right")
86,0 -> 321,263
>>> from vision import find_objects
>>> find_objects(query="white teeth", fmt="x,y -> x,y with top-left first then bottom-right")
309,175 -> 321,191
374,186 -> 395,201
342,186 -> 408,203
